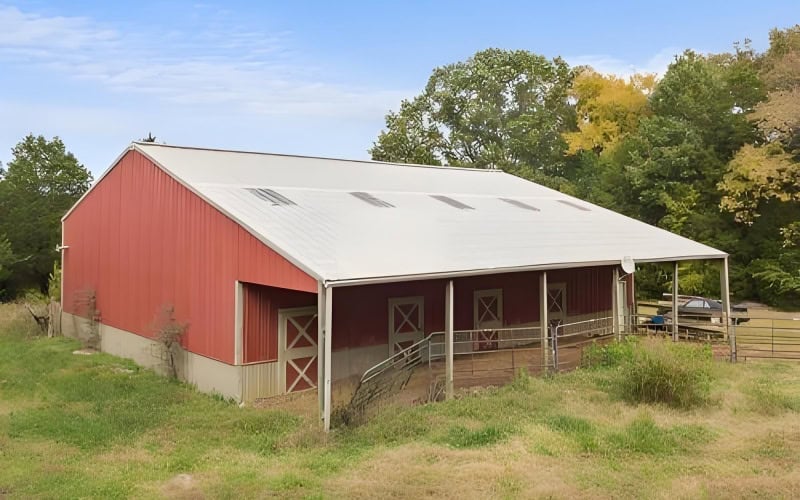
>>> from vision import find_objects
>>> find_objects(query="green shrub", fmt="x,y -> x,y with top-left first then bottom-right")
582,337 -> 637,368
616,339 -> 713,408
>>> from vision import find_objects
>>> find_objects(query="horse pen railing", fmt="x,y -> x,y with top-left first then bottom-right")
551,317 -> 615,371
728,314 -> 800,361
427,326 -> 550,379
426,318 -> 621,377
344,310 -> 800,424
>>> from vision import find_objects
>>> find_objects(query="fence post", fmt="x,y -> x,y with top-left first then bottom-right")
551,324 -> 559,372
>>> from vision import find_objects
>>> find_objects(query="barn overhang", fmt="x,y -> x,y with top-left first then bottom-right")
319,254 -> 728,288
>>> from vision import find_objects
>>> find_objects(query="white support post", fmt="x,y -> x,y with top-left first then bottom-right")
234,281 -> 244,365
445,280 -> 454,399
612,267 -> 621,341
323,285 -> 333,432
317,283 -> 325,419
720,257 -> 735,362
672,262 -> 679,342
631,272 -> 636,325
539,271 -> 549,373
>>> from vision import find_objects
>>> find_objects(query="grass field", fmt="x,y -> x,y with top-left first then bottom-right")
2,304 -> 800,499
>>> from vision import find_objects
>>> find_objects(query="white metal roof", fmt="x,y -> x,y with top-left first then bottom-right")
124,143 -> 726,284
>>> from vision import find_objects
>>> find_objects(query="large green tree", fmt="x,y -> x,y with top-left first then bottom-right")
717,26 -> 800,307
575,49 -> 764,299
650,50 -> 762,158
0,135 -> 92,296
370,49 -> 576,186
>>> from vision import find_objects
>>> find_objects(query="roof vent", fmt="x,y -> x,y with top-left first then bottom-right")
350,191 -> 395,208
247,188 -> 296,206
557,200 -> 590,212
500,198 -> 540,211
431,195 -> 474,210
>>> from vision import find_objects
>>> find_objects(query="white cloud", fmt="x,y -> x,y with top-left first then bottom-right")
0,5 -> 408,119
0,6 -> 117,49
567,47 -> 684,79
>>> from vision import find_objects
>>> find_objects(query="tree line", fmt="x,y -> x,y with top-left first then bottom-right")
371,26 -> 800,308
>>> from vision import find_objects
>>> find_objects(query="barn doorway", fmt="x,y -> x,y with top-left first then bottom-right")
388,297 -> 425,355
277,307 -> 318,393
474,289 -> 503,350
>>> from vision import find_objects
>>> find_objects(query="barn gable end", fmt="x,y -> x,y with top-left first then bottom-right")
62,149 -> 317,364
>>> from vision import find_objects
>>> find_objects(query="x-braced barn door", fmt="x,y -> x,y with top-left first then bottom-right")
547,283 -> 567,337
474,289 -> 503,351
388,297 -> 424,355
278,307 -> 319,393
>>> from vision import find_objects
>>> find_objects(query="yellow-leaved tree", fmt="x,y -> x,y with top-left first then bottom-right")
563,69 -> 656,156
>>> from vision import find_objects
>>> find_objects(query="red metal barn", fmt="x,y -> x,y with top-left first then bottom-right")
61,143 -> 730,429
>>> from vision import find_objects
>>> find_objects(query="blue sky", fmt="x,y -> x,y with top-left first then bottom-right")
1,1 -> 798,175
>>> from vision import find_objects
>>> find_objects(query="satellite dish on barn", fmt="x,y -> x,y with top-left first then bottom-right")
621,256 -> 636,274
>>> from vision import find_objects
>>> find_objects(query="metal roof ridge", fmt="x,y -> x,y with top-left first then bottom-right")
132,141 -> 506,173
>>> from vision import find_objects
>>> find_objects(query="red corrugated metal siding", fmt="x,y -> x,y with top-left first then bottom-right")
62,150 -> 317,364
453,272 -> 539,328
332,280 -> 447,350
242,283 -> 317,363
549,267 -> 614,315
330,266 -> 616,350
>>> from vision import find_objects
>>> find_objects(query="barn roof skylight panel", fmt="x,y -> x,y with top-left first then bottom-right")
246,188 -> 297,206
350,191 -> 395,208
500,198 -> 540,211
557,199 -> 591,212
430,194 -> 474,210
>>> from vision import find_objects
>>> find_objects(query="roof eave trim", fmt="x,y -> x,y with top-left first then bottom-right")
130,144 -> 325,283
325,253 -> 728,287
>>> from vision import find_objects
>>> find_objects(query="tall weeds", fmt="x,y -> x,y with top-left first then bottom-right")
585,337 -> 713,408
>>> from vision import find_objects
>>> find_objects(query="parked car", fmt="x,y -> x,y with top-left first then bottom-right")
658,294 -> 749,325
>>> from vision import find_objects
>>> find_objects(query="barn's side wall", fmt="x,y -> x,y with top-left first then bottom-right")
330,266 -> 616,354
61,149 -> 317,368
